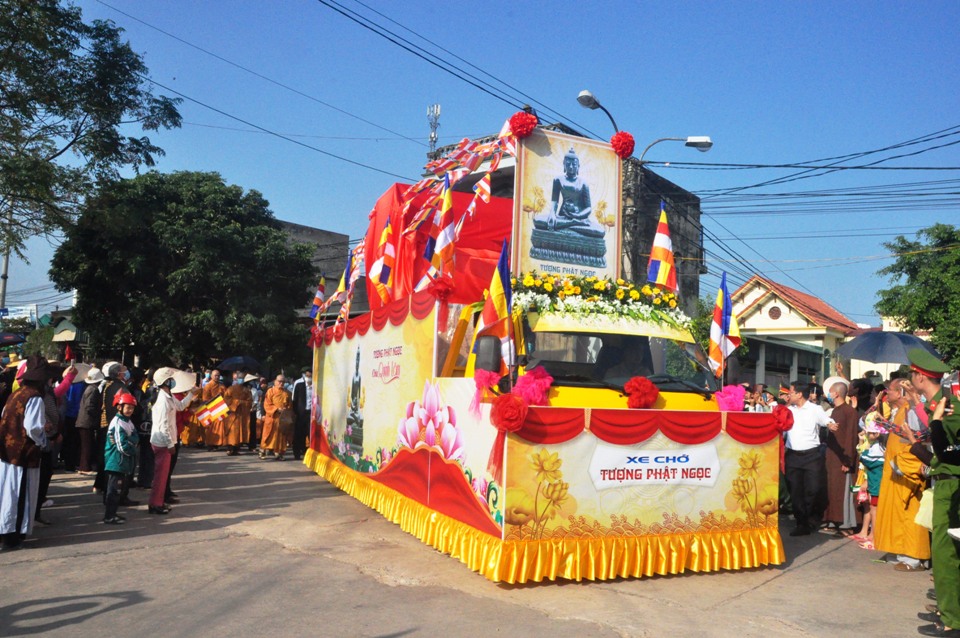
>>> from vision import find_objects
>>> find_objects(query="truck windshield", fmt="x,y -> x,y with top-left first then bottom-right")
523,331 -> 718,393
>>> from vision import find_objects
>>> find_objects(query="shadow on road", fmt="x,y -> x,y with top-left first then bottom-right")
0,592 -> 149,636
23,448 -> 342,551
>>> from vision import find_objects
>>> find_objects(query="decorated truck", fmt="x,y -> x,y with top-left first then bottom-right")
307,115 -> 788,583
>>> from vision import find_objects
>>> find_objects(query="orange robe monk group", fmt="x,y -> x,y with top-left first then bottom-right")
260,377 -> 292,460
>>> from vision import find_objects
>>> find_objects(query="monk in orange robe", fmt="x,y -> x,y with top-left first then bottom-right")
202,370 -> 227,450
222,373 -> 253,456
873,379 -> 930,570
260,375 -> 292,460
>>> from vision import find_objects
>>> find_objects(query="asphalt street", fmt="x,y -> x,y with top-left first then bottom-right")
0,447 -> 938,637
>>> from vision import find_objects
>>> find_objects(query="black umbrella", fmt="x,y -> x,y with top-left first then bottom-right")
835,331 -> 940,365
0,333 -> 26,346
218,355 -> 260,372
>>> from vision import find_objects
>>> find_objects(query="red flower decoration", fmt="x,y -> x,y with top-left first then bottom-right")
491,393 -> 529,433
624,376 -> 659,409
772,404 -> 794,432
610,131 -> 635,159
509,111 -> 538,139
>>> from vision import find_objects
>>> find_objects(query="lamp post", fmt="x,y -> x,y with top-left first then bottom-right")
576,90 -> 619,133
638,136 -> 713,163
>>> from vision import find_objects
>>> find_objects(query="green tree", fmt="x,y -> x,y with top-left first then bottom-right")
23,326 -> 56,359
49,171 -> 316,369
876,223 -> 960,368
0,0 -> 181,256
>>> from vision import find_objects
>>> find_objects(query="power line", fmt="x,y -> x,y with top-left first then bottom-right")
343,0 -> 605,140
695,125 -> 960,197
183,120 -> 486,142
315,0 -> 523,111
93,0 -> 429,148
141,75 -> 417,182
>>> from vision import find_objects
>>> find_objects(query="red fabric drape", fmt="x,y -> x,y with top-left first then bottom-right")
724,412 -> 782,445
515,407 -> 585,444
589,409 -> 663,445
410,289 -> 436,320
362,183 -> 513,308
512,408 -> 778,447
659,411 -> 722,445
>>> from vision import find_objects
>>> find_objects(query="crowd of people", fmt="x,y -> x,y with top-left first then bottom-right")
739,348 -> 959,636
0,356 -> 313,547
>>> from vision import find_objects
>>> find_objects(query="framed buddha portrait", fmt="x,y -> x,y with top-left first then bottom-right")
513,128 -> 622,280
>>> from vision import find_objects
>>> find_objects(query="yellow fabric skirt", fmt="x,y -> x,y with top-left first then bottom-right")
305,449 -> 784,583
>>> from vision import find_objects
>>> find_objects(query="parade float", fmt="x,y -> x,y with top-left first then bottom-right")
305,115 -> 787,583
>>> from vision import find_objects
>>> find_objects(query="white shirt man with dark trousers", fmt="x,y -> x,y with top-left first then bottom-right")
785,381 -> 834,536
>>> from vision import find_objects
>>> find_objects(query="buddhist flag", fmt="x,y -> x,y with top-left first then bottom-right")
708,272 -> 741,377
470,240 -> 514,373
206,395 -> 230,421
647,202 -> 677,292
498,118 -> 517,157
196,405 -> 213,428
309,277 -> 326,319
369,215 -> 396,303
328,250 -> 353,310
429,173 -> 456,277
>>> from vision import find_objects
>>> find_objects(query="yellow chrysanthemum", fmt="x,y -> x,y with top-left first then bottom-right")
558,291 -> 566,300
530,448 -> 562,483
629,289 -> 640,300
615,288 -> 625,300
573,286 -> 581,294
543,282 -> 553,292
616,278 -> 625,286
641,285 -> 652,295
653,298 -> 661,305
669,299 -> 677,308
523,275 -> 535,287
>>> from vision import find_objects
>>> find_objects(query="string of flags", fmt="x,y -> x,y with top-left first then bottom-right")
313,116 -> 520,333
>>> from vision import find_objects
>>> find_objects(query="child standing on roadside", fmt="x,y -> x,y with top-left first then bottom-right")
854,417 -> 886,549
103,392 -> 139,525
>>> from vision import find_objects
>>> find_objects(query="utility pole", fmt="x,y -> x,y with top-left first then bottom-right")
427,104 -> 441,158
0,208 -> 12,309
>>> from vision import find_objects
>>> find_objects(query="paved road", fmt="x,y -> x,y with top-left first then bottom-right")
0,448 -> 936,637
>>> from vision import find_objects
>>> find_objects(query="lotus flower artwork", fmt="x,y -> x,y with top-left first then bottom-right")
725,450 -> 778,527
396,380 -> 465,462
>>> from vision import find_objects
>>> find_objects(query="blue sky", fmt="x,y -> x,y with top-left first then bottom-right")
11,0 -> 960,323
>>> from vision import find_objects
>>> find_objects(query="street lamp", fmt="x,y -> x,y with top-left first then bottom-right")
576,89 -> 619,133
638,136 -> 713,163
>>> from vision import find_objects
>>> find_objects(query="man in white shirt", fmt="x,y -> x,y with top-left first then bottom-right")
784,381 -> 833,536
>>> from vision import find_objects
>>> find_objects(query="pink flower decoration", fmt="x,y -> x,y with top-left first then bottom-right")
395,380 -> 464,462
715,384 -> 747,411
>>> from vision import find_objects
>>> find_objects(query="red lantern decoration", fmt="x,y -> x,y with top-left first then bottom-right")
624,376 -> 659,409
610,131 -> 635,159
509,111 -> 538,139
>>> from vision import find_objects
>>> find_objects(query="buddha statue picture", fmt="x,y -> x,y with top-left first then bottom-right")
518,129 -> 620,277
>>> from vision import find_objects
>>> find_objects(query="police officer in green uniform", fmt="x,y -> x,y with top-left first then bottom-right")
908,348 -> 960,637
